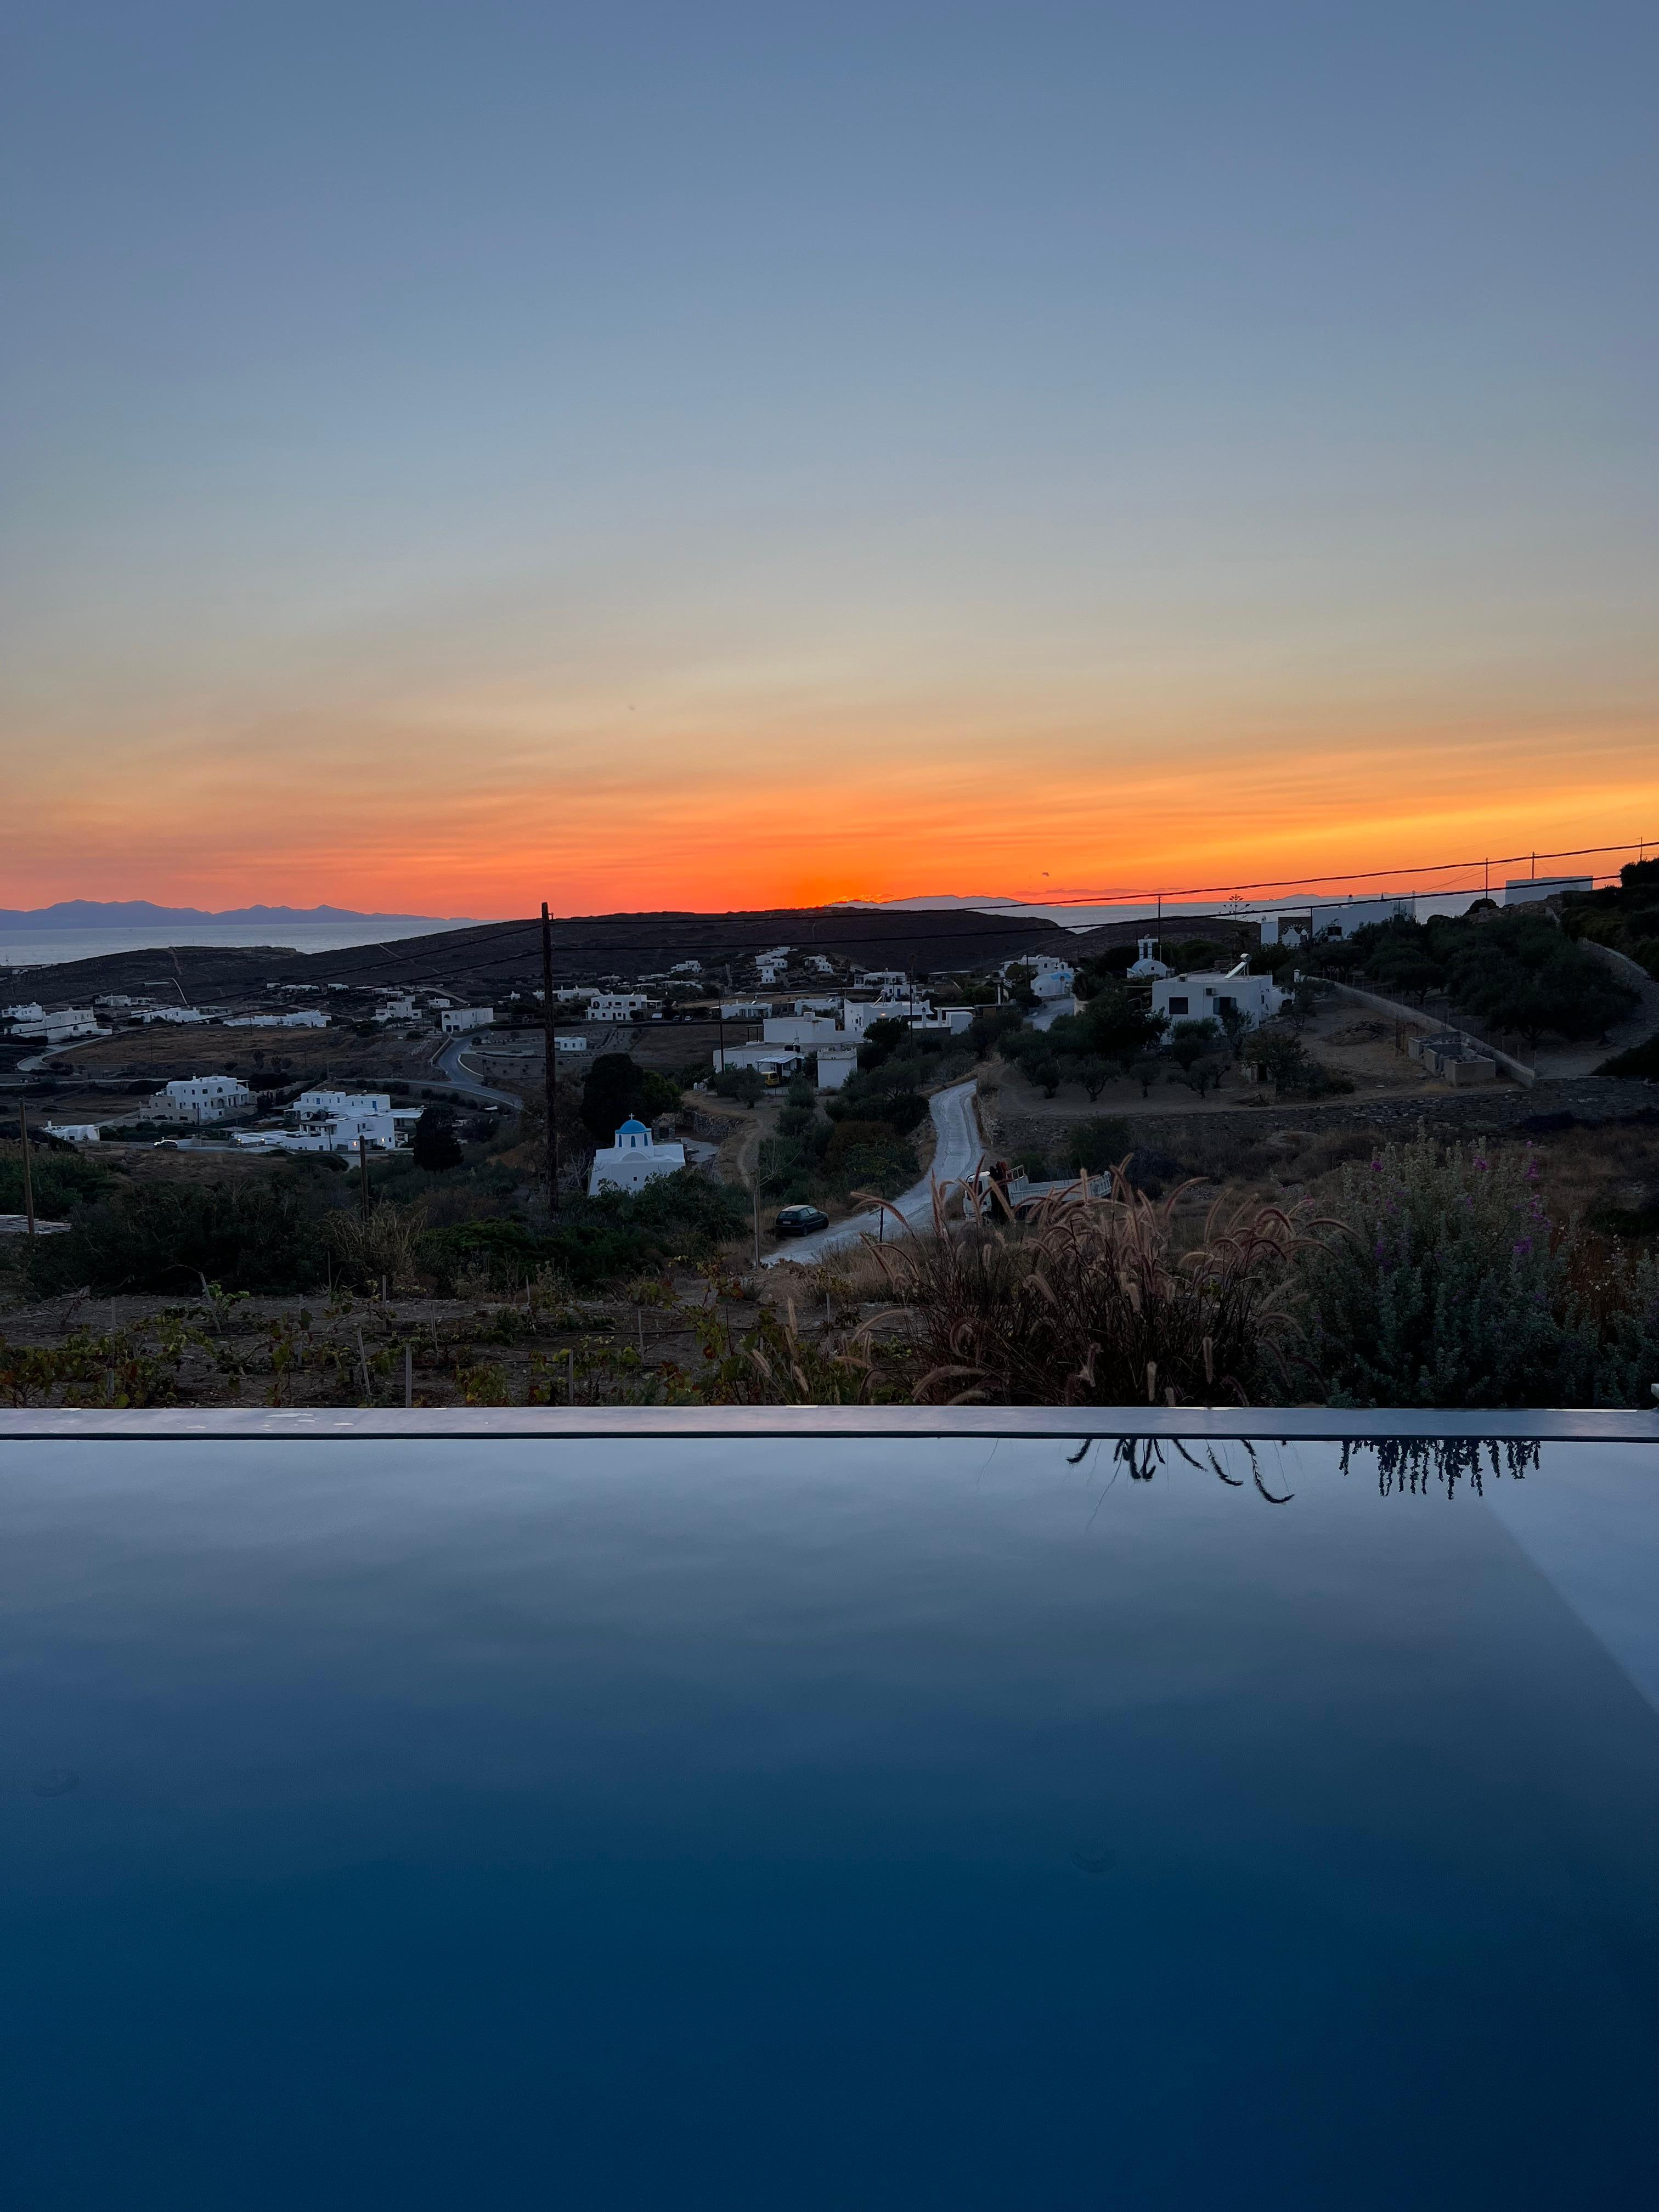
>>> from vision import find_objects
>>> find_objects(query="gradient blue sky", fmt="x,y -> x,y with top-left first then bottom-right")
4,1 -> 1655,913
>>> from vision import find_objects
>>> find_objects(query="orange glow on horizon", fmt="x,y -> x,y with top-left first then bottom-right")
10,699 -> 1658,921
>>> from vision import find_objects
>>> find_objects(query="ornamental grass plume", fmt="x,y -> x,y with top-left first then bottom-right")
863,1168 -> 1328,1407
1291,1130 -> 1659,1408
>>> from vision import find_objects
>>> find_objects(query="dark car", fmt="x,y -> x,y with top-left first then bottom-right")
774,1204 -> 830,1236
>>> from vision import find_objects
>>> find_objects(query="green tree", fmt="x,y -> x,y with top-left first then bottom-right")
411,1107 -> 464,1173
1081,985 -> 1167,1064
1168,1018 -> 1221,1070
711,1065 -> 765,1107
582,1053 -> 639,1137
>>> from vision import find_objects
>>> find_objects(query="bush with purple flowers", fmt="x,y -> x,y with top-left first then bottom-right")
1291,1132 -> 1659,1407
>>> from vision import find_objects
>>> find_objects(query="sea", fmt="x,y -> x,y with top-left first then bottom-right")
0,919 -> 475,974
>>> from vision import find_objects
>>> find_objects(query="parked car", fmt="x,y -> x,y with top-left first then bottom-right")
774,1204 -> 830,1236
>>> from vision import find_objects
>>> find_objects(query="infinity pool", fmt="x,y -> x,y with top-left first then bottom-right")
2,1425 -> 1657,2207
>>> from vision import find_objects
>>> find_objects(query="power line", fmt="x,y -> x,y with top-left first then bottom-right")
997,836 -> 1650,907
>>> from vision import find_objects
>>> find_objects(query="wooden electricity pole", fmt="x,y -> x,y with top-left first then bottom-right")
18,1105 -> 35,1240
358,1135 -> 372,1220
541,901 -> 560,1216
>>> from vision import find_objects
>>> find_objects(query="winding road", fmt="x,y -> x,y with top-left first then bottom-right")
763,1077 -> 983,1267
431,1036 -> 526,1109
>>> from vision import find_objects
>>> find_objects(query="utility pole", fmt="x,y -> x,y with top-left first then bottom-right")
540,901 -> 560,1216
752,1164 -> 761,1269
358,1134 -> 371,1220
18,1104 -> 34,1240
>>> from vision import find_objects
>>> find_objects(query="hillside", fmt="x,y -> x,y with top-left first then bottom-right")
7,904 -> 1080,1005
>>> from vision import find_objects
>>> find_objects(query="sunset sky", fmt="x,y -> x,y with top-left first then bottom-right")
5,1 -> 1656,918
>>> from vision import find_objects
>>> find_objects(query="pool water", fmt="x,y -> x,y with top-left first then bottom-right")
2,1434 -> 1657,2208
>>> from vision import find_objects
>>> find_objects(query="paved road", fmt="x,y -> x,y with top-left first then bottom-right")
433,1037 -> 525,1108
763,1078 -> 983,1268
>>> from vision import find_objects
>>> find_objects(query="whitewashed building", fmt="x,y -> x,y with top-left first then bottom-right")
440,1007 -> 495,1034
1150,960 -> 1284,1029
297,1088 -> 391,1120
814,1044 -> 861,1091
3,1005 -> 103,1043
224,1011 -> 329,1029
585,993 -> 651,1024
152,1075 -> 254,1124
588,1116 -> 687,1197
1261,896 -> 1414,946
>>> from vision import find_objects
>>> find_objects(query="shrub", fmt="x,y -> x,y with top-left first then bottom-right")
1291,1133 -> 1659,1407
1061,1117 -> 1131,1173
21,1176 -> 328,1297
867,1176 -> 1321,1406
326,1201 -> 427,1293
0,1144 -> 112,1218
711,1064 -> 766,1106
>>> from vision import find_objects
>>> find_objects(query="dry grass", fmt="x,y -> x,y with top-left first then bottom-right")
856,1166 -> 1335,1406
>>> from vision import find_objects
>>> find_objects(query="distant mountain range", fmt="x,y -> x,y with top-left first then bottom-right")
0,900 -> 478,930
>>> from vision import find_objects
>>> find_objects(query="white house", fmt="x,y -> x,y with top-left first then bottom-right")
42,1123 -> 103,1144
135,1005 -> 207,1024
855,970 -> 907,990
669,960 -> 703,976
152,1075 -> 255,1125
720,1000 -> 770,1021
224,1011 -> 329,1029
585,992 -> 651,1024
759,1014 -> 844,1047
588,1116 -> 687,1196
294,1091 -> 400,1152
3,1005 -> 103,1043
374,996 -> 418,1022
1260,896 -> 1413,946
1031,965 -> 1075,1002
814,1045 -> 861,1091
440,1007 -> 495,1034
555,1034 -> 588,1054
804,955 -> 834,975
793,996 -> 840,1015
1150,960 -> 1283,1029
297,1088 -> 393,1119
